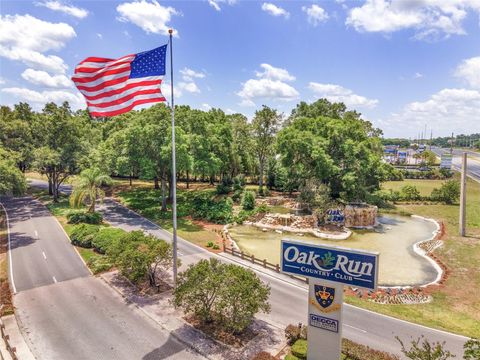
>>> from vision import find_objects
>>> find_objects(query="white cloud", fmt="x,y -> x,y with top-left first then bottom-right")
117,0 -> 179,36
0,14 -> 74,74
96,33 -> 103,39
255,63 -> 295,82
346,0 -> 480,40
455,56 -> 480,89
0,77 -> 5,85
208,0 -> 236,11
161,82 -> 182,100
179,67 -> 206,82
178,81 -> 200,94
0,47 -> 68,74
414,72 -> 424,79
201,103 -> 212,110
261,3 -> 290,19
380,88 -> 480,136
21,69 -> 72,88
1,87 -> 85,109
302,4 -> 329,26
37,1 -> 89,19
0,14 -> 76,52
308,82 -> 378,108
238,63 -> 298,106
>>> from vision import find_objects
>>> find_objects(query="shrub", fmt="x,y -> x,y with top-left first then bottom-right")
242,191 -> 256,210
67,211 -> 103,224
173,259 -> 270,333
285,324 -> 307,345
464,338 -> 480,360
291,339 -> 308,360
69,224 -> 100,248
87,256 -> 113,274
232,189 -> 243,203
212,244 -> 220,250
396,336 -> 455,360
285,355 -> 300,360
400,185 -> 421,201
430,180 -> 460,204
233,175 -> 245,192
189,192 -> 233,224
206,241 -> 214,248
216,177 -> 233,195
92,227 -> 127,254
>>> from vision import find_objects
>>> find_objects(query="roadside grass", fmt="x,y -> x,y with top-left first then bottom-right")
382,179 -> 446,197
116,187 -> 221,248
0,210 -> 14,316
346,177 -> 480,338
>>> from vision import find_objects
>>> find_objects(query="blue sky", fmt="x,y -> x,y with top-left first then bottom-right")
1,0 -> 479,137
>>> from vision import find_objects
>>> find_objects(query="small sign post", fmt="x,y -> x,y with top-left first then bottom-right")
281,239 -> 379,360
440,153 -> 453,169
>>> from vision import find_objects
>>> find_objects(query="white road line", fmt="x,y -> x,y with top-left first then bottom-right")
0,201 -> 17,294
42,251 -> 47,260
345,324 -> 367,333
34,230 -> 38,239
52,276 -> 57,283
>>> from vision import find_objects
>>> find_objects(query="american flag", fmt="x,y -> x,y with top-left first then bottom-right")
72,45 -> 168,117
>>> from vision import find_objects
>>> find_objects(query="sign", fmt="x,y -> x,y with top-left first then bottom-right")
440,153 -> 452,169
281,239 -> 379,290
325,209 -> 345,225
307,279 -> 344,359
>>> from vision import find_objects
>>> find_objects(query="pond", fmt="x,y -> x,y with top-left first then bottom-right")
228,214 -> 439,287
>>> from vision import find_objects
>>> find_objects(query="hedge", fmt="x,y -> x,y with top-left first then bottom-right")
67,211 -> 103,225
70,224 -> 100,248
291,339 -> 307,359
92,227 -> 127,254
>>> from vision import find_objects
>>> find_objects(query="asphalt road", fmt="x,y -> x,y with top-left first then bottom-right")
1,194 -> 204,360
27,179 -> 470,357
431,147 -> 480,182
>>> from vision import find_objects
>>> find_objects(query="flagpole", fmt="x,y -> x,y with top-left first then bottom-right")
168,29 -> 178,286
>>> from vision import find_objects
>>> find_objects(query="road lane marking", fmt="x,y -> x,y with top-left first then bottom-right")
42,251 -> 47,260
52,276 -> 57,283
34,230 -> 38,239
345,324 -> 367,333
0,201 -> 17,294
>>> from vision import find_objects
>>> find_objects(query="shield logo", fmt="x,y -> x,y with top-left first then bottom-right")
314,285 -> 335,309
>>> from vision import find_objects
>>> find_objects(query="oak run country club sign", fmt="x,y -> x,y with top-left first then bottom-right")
281,239 -> 379,360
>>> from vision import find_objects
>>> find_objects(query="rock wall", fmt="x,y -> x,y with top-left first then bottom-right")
255,213 -> 316,229
344,204 -> 377,228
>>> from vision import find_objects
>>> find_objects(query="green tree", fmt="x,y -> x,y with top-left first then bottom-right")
173,258 -> 225,323
0,148 -> 27,196
251,106 -> 282,193
396,336 -> 455,360
430,180 -> 460,205
242,190 -> 256,210
400,185 -> 421,201
70,168 -> 112,212
217,264 -> 270,333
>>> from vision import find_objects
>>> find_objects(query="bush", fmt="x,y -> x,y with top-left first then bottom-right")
464,338 -> 480,360
69,224 -> 100,248
233,175 -> 245,192
291,339 -> 308,359
216,177 -> 233,195
206,241 -> 214,248
430,180 -> 460,204
87,256 -> 113,274
285,323 -> 307,345
284,355 -> 300,360
396,336 -> 455,360
92,227 -> 127,254
189,192 -> 233,224
400,185 -> 421,201
242,191 -> 256,210
173,259 -> 270,334
232,189 -> 243,203
67,211 -> 103,224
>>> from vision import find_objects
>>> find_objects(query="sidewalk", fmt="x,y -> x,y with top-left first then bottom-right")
1,315 -> 35,360
100,271 -> 286,360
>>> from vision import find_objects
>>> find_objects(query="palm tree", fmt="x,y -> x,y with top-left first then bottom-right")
70,168 -> 112,213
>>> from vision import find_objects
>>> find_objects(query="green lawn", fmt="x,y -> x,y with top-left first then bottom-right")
116,187 -> 221,248
382,179 -> 445,197
347,177 -> 480,338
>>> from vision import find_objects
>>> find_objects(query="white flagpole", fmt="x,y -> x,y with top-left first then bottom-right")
168,29 -> 178,286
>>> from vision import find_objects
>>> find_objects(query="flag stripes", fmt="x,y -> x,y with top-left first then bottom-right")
72,47 -> 167,117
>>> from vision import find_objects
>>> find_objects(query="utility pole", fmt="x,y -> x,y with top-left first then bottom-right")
451,132 -> 454,154
459,152 -> 467,237
429,130 -> 432,151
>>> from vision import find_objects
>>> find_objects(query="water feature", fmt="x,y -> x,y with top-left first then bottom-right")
228,214 -> 439,287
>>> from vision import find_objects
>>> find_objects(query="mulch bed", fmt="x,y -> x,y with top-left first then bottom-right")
0,214 -> 14,316
184,315 -> 258,348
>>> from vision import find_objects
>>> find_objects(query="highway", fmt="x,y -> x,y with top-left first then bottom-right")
1,194 -> 204,360
431,147 -> 480,182
25,179 -> 469,357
